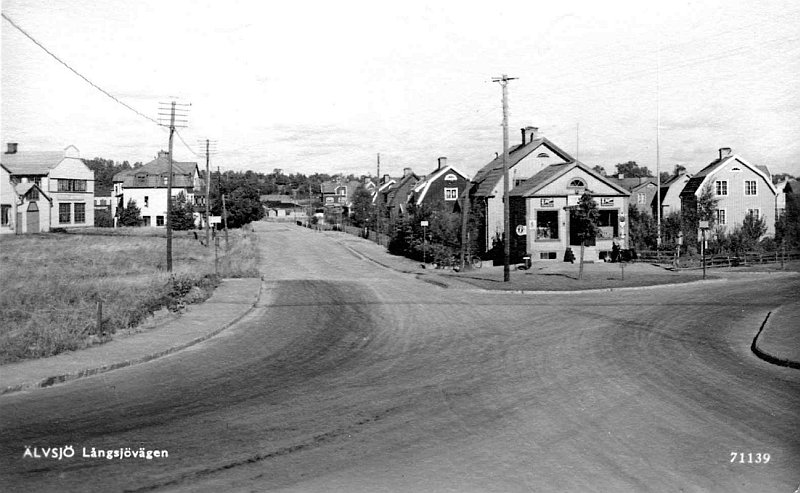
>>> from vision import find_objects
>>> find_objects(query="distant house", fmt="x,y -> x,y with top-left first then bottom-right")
320,178 -> 360,214
470,126 -> 574,252
679,148 -> 776,236
1,143 -> 95,230
408,157 -> 470,214
659,172 -> 692,216
775,178 -> 798,218
112,151 -> 203,227
0,164 -> 14,234
384,169 -> 419,218
509,160 -> 631,262
608,176 -> 658,216
260,194 -> 305,219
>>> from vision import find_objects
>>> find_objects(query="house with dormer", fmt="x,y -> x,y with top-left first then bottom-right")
2,143 -> 94,229
679,148 -> 776,236
470,126 -> 574,252
112,150 -> 202,227
408,157 -> 470,214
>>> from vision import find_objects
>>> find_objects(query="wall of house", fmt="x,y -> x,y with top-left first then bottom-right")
509,144 -> 571,182
632,182 -> 658,215
120,187 -> 192,227
16,199 -> 51,233
703,159 -> 776,236
47,157 -> 95,228
0,167 -> 16,234
661,174 -> 691,216
419,170 -> 469,213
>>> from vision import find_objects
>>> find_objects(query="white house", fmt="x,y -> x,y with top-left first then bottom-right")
679,148 -> 776,237
112,151 -> 202,227
1,143 -> 94,229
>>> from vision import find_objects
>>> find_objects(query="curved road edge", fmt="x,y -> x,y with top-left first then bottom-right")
0,278 -> 264,396
751,302 -> 800,369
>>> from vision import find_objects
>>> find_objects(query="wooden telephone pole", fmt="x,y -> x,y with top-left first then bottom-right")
492,74 -> 517,282
158,101 -> 190,272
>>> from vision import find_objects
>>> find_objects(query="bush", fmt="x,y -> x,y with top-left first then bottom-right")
95,209 -> 113,227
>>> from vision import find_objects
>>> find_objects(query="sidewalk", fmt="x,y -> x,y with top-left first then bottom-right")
0,278 -> 262,395
753,301 -> 800,369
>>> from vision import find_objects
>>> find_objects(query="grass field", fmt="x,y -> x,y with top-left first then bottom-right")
0,227 -> 259,364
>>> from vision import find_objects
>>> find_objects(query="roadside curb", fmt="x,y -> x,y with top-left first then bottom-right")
1,278 -> 264,396
335,238 -> 783,295
751,310 -> 800,370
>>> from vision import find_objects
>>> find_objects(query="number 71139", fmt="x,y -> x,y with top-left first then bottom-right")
730,452 -> 770,464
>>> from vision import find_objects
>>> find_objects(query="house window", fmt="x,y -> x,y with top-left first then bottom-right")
716,209 -> 726,225
136,174 -> 147,185
1,205 -> 10,226
59,203 -> 71,223
637,192 -> 646,204
715,180 -> 728,196
162,175 -> 168,186
74,203 -> 86,223
444,188 -> 458,201
568,178 -> 586,188
325,197 -> 334,203
28,188 -> 39,201
142,216 -> 151,226
338,196 -> 346,203
746,208 -> 760,220
156,215 -> 164,226
144,196 -> 149,207
536,210 -> 559,240
57,179 -> 87,192
444,174 -> 457,181
745,180 -> 757,196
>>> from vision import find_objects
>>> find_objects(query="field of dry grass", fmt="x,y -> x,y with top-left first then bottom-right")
0,227 -> 259,364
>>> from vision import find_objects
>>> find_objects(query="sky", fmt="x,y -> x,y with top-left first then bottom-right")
2,0 -> 799,180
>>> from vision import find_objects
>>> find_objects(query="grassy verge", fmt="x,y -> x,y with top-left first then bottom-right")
0,227 -> 259,364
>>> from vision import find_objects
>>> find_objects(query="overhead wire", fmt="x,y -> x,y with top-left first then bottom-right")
1,12 -> 160,126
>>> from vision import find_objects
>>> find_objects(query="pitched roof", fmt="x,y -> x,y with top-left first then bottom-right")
2,151 -> 67,175
783,179 -> 800,194
471,137 -> 574,197
412,165 -> 468,205
607,176 -> 656,191
680,154 -> 775,198
510,161 -> 631,197
386,173 -> 419,208
13,182 -> 51,201
113,153 -> 198,188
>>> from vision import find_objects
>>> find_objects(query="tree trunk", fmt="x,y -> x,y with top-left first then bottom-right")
578,240 -> 585,280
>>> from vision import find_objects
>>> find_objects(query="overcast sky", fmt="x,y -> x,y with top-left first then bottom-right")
2,0 -> 799,179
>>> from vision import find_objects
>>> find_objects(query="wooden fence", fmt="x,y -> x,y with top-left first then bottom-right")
635,249 -> 800,269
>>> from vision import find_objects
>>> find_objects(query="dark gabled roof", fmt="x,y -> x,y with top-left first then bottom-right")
386,173 -> 419,208
14,182 -> 52,202
113,153 -> 198,188
471,137 -> 574,197
2,151 -> 67,175
510,161 -> 630,197
784,179 -> 800,194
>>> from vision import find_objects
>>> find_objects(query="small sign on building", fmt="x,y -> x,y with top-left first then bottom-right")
209,216 -> 222,225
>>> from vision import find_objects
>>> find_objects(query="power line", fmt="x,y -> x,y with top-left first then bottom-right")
1,12 -> 159,126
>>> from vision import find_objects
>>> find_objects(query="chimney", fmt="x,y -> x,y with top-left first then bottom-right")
618,173 -> 624,180
719,147 -> 732,159
158,150 -> 169,159
403,167 -> 412,177
382,174 -> 390,184
437,157 -> 447,170
5,143 -> 18,154
521,126 -> 540,144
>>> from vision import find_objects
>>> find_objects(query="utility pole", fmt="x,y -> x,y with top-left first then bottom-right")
199,139 -> 217,248
656,42 -> 662,248
493,74 -> 517,282
158,101 -> 190,272
376,152 -> 381,246
222,193 -> 229,251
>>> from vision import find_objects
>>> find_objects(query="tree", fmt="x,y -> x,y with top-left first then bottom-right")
117,199 -> 141,227
740,211 -> 767,250
615,161 -> 652,178
592,165 -> 607,176
627,203 -> 657,250
571,193 -> 599,280
223,184 -> 264,228
170,192 -> 196,230
680,184 -> 718,253
350,184 -> 374,228
776,191 -> 800,249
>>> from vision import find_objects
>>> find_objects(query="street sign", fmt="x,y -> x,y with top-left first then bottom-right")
515,225 -> 527,236
420,220 -> 429,227
699,220 -> 709,229
209,216 -> 222,225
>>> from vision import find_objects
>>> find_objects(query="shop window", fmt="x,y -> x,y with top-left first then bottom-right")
536,210 -> 559,240
597,210 -> 619,239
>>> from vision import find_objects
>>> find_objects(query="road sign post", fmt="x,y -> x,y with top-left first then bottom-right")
699,221 -> 709,280
421,220 -> 429,266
